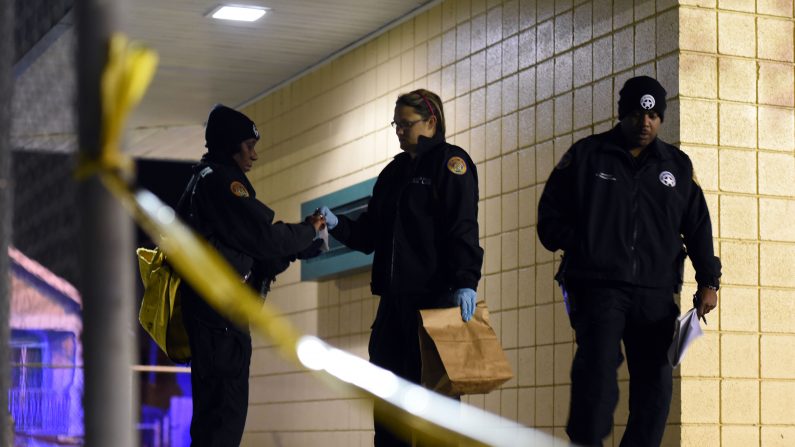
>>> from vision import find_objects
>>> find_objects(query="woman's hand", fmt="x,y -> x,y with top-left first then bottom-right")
306,213 -> 326,231
453,288 -> 477,322
318,206 -> 338,230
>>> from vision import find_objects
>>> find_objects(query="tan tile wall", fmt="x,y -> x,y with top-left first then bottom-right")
678,1 -> 795,446
237,0 -> 795,446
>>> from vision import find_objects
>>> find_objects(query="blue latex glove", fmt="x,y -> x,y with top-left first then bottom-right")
319,206 -> 338,230
454,288 -> 477,322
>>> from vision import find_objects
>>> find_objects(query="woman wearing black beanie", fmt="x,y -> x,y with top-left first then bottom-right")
176,104 -> 325,447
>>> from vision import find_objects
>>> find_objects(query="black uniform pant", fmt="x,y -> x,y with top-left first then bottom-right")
369,293 -> 456,447
182,286 -> 252,447
565,283 -> 679,447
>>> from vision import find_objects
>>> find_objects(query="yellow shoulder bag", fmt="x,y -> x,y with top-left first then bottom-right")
136,247 -> 191,363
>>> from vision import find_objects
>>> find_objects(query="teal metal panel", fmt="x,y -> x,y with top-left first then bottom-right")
300,177 -> 376,281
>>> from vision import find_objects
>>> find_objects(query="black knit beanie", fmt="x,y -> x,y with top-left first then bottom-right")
204,104 -> 260,154
618,76 -> 667,121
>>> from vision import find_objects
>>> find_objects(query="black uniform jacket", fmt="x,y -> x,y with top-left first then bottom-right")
538,126 -> 721,291
177,152 -> 317,283
331,134 -> 484,297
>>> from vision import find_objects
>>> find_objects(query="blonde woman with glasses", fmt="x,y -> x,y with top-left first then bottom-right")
318,89 -> 483,446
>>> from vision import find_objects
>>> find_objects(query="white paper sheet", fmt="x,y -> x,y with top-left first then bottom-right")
668,307 -> 703,368
318,226 -> 330,252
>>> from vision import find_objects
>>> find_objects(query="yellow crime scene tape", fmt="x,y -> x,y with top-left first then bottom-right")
82,34 -> 563,447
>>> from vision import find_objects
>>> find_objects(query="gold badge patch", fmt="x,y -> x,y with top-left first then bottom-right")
447,156 -> 467,175
230,181 -> 249,197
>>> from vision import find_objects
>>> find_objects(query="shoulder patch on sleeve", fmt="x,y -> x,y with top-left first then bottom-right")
230,181 -> 250,197
446,156 -> 467,175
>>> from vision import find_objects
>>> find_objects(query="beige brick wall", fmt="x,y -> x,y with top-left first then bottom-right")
678,1 -> 795,446
236,1 -> 795,446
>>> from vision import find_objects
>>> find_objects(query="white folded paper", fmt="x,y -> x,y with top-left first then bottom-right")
318,226 -> 330,252
668,307 -> 703,368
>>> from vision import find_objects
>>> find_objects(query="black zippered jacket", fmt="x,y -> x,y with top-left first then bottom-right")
330,134 -> 483,297
177,152 -> 317,284
538,126 -> 721,291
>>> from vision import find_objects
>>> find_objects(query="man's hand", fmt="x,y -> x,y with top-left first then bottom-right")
695,286 -> 718,319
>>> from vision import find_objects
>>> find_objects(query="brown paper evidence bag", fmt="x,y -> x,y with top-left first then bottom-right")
419,301 -> 513,397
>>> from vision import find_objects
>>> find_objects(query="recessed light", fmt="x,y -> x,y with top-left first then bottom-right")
208,5 -> 267,22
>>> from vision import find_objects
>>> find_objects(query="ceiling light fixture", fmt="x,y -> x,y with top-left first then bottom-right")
208,5 -> 268,22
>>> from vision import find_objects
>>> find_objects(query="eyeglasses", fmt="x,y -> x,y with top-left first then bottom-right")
390,119 -> 425,131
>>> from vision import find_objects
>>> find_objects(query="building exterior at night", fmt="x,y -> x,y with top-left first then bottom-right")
9,246 -> 84,445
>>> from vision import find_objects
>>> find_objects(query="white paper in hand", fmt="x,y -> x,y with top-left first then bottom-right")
668,308 -> 703,368
318,226 -> 330,252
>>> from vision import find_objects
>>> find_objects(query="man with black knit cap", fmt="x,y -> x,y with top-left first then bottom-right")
177,104 -> 324,447
538,76 -> 721,447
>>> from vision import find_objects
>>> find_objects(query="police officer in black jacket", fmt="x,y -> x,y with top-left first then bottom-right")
538,76 -> 721,447
177,104 -> 324,447
318,89 -> 483,446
